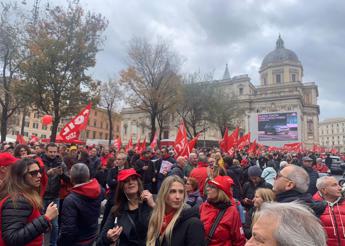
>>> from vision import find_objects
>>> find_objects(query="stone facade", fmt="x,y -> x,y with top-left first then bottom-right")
121,36 -> 320,148
319,118 -> 345,152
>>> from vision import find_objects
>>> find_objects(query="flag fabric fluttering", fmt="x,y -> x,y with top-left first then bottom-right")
174,121 -> 189,157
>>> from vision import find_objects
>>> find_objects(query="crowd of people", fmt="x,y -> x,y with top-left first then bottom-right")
0,141 -> 344,246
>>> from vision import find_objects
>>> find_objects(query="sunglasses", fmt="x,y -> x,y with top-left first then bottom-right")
27,169 -> 42,177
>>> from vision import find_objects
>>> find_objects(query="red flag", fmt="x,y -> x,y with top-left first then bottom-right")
113,136 -> 122,151
150,132 -> 158,150
219,128 -> 229,152
330,148 -> 338,155
30,135 -> 40,143
283,142 -> 303,152
248,139 -> 257,155
189,133 -> 200,151
125,135 -> 133,153
237,133 -> 251,150
227,127 -> 239,151
134,135 -> 141,153
16,134 -> 26,144
59,102 -> 92,141
227,147 -> 235,157
174,121 -> 189,157
140,137 -> 147,152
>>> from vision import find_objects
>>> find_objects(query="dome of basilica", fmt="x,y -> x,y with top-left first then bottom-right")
261,35 -> 301,69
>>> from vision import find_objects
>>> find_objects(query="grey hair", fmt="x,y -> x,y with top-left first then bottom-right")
285,165 -> 309,193
316,176 -> 335,190
257,202 -> 327,246
71,163 -> 90,185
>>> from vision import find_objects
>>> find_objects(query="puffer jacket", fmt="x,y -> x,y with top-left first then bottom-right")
319,198 -> 345,246
0,195 -> 50,246
199,201 -> 246,246
58,179 -> 104,246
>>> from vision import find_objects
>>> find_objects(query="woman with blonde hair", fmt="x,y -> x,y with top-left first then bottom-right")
146,175 -> 204,246
199,175 -> 246,246
243,188 -> 275,239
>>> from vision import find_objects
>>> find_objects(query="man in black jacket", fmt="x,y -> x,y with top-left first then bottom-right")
58,163 -> 104,246
302,156 -> 319,195
42,143 -> 70,246
273,164 -> 325,217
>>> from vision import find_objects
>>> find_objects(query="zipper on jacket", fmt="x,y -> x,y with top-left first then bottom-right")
330,206 -> 341,246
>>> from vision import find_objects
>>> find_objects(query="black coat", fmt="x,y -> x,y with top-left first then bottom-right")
42,154 -> 70,199
227,165 -> 244,200
58,180 -> 104,246
88,156 -> 101,178
156,206 -> 205,246
134,158 -> 155,186
1,196 -> 50,246
242,179 -> 272,209
304,167 -> 319,195
276,189 -> 326,217
97,202 -> 152,246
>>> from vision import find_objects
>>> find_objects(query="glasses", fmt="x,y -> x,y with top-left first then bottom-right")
27,169 -> 42,177
276,173 -> 291,181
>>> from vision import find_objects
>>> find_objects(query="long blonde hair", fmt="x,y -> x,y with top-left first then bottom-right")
146,175 -> 186,246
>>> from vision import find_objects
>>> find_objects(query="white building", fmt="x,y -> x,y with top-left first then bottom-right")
319,118 -> 345,152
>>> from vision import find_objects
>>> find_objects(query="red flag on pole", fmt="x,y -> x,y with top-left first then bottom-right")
283,142 -> 303,152
219,128 -> 229,152
150,132 -> 158,150
189,133 -> 200,152
59,102 -> 92,142
134,135 -> 141,154
237,133 -> 251,150
140,137 -> 147,152
247,139 -> 257,155
30,135 -> 40,144
174,121 -> 189,157
125,135 -> 133,153
227,127 -> 239,151
113,136 -> 122,151
16,134 -> 26,144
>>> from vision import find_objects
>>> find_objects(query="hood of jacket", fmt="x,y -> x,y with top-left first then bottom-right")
71,178 -> 101,199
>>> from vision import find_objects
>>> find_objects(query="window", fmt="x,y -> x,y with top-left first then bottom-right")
42,125 -> 47,130
105,133 -> 108,139
93,120 -> 97,127
239,88 -> 243,95
291,74 -> 296,82
99,132 -> 103,139
106,123 -> 108,129
276,74 -> 281,83
94,111 -> 97,116
116,126 -> 120,132
86,131 -> 90,138
41,134 -> 46,139
24,132 -> 28,137
163,131 -> 169,139
24,121 -> 29,127
100,121 -> 103,129
33,123 -> 39,129
34,112 -> 39,118
263,78 -> 267,85
92,131 -> 96,139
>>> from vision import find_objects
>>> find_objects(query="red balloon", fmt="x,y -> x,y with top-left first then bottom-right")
42,115 -> 53,125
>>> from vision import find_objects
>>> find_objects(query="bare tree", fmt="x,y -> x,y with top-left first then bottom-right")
100,79 -> 122,146
121,37 -> 182,142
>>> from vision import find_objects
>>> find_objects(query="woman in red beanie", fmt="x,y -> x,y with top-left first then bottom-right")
97,168 -> 155,246
199,175 -> 246,246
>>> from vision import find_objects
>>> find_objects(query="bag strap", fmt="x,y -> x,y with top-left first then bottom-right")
206,208 -> 226,245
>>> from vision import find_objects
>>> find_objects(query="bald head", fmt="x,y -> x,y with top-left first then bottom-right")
177,156 -> 187,168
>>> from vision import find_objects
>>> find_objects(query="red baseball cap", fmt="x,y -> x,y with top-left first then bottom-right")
117,168 -> 141,182
0,153 -> 19,167
208,176 -> 234,199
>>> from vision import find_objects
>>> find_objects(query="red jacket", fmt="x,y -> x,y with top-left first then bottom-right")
199,202 -> 246,246
319,198 -> 345,246
190,164 -> 208,196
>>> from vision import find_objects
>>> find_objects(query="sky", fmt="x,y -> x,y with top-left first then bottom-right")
23,0 -> 345,120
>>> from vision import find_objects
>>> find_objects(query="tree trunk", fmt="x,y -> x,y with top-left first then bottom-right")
50,117 -> 60,143
1,108 -> 8,142
107,109 -> 113,147
150,113 -> 156,143
20,108 -> 27,135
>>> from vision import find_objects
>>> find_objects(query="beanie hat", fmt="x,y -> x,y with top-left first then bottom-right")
0,153 -> 18,167
208,176 -> 234,199
248,166 -> 262,177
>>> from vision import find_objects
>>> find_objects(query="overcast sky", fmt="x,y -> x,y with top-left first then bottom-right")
26,0 -> 345,120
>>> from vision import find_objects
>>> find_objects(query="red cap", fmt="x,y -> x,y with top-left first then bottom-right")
117,168 -> 141,182
208,176 -> 234,199
0,153 -> 19,167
